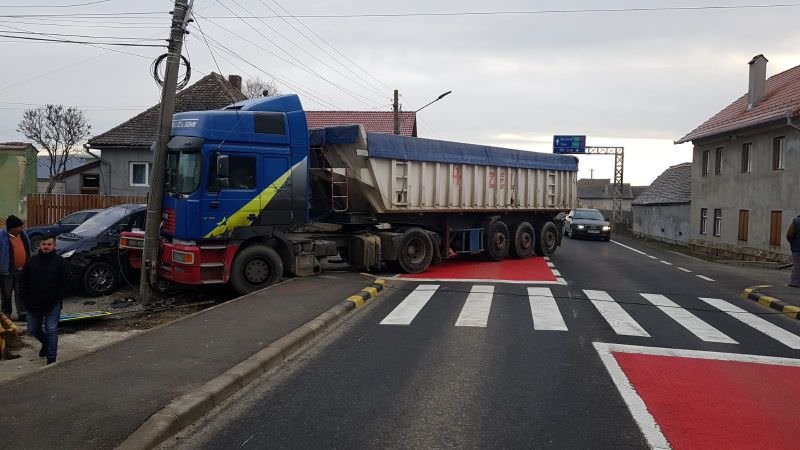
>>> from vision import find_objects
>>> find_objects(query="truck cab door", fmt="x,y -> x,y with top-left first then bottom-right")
201,151 -> 260,239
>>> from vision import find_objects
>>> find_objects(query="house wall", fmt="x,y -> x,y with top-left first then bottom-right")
632,204 -> 690,245
577,198 -> 633,211
0,149 -> 37,218
100,147 -> 153,196
689,122 -> 800,261
63,167 -> 101,194
37,180 -> 65,194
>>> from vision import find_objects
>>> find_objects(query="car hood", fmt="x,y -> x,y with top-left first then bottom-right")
571,218 -> 609,226
56,234 -> 97,256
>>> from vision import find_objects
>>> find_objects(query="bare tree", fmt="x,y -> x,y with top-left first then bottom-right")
243,77 -> 280,99
17,104 -> 92,193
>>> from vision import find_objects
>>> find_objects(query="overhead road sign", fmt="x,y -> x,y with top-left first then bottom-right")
553,135 -> 586,154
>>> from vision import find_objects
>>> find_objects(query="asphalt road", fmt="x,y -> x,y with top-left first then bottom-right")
168,235 -> 800,449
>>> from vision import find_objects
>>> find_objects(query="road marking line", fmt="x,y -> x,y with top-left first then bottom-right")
544,256 -> 550,261
547,262 -> 555,268
384,276 -> 567,285
593,343 -> 671,450
639,293 -> 737,344
659,260 -> 673,266
611,240 -> 648,256
551,269 -> 561,276
696,275 -> 715,282
528,287 -> 568,331
584,290 -> 650,337
379,284 -> 439,325
677,267 -> 692,273
699,297 -> 800,349
455,285 -> 494,327
647,255 -> 658,259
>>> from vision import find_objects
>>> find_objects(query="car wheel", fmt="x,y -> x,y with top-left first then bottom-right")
230,245 -> 283,296
83,261 -> 118,296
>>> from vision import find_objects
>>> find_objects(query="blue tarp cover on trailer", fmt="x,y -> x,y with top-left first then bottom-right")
309,125 -> 578,172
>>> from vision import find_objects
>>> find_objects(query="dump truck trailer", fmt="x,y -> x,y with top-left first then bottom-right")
121,94 -> 578,295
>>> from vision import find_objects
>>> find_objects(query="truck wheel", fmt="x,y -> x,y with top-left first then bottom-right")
230,245 -> 283,295
510,222 -> 535,259
83,261 -> 117,297
534,221 -> 559,256
485,220 -> 510,261
397,228 -> 433,273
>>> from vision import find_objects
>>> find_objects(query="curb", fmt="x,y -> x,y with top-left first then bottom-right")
741,285 -> 800,320
116,279 -> 385,450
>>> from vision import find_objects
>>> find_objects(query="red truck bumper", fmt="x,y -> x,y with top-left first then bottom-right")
119,231 -> 238,285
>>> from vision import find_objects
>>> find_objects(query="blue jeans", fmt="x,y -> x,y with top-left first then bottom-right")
27,302 -> 61,362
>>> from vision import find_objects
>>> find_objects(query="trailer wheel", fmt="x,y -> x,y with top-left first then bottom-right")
510,221 -> 535,259
534,221 -> 559,256
397,228 -> 433,273
485,220 -> 510,261
230,245 -> 283,295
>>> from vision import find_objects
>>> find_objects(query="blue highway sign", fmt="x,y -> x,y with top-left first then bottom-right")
553,135 -> 586,154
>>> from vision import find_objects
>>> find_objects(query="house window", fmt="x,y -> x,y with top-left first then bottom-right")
738,210 -> 749,241
741,143 -> 751,173
130,162 -> 152,187
714,147 -> 723,175
713,209 -> 722,237
700,208 -> 708,235
701,150 -> 710,176
770,211 -> 782,246
772,137 -> 785,171
81,173 -> 99,194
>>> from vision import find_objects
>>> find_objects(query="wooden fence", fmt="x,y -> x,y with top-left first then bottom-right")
26,193 -> 147,227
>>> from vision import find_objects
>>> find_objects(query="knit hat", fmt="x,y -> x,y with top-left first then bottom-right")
5,215 -> 23,229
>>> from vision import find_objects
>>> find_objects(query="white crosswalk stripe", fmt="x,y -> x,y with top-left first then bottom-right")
455,285 -> 494,327
379,285 -> 800,350
379,284 -> 439,325
528,287 -> 568,331
639,293 -> 737,343
699,297 -> 800,349
583,290 -> 651,337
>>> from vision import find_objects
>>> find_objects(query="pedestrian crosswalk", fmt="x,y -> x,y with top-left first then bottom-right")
379,285 -> 800,349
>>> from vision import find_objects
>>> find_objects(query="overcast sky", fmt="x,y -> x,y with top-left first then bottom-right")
2,0 -> 800,185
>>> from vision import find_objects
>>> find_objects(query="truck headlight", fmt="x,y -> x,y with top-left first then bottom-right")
61,249 -> 75,258
171,250 -> 195,265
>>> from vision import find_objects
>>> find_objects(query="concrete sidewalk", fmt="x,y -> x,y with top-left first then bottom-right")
0,272 -> 376,450
742,284 -> 800,320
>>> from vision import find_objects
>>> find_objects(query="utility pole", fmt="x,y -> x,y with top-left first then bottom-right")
139,0 -> 193,304
393,89 -> 400,135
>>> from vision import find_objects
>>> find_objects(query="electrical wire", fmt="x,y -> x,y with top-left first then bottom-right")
0,33 -> 166,47
0,0 -> 113,7
267,0 -> 393,93
204,3 -> 800,19
199,8 -> 385,109
0,29 -> 165,40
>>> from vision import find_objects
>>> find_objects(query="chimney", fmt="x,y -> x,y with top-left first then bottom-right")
228,74 -> 242,93
747,54 -> 768,109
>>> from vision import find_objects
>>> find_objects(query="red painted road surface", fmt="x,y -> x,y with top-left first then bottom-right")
614,352 -> 800,450
399,256 -> 557,282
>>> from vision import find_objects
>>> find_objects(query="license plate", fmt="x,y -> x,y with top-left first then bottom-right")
588,230 -> 600,234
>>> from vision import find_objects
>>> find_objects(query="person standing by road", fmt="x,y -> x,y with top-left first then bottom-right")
20,236 -> 67,364
786,214 -> 800,287
0,215 -> 31,321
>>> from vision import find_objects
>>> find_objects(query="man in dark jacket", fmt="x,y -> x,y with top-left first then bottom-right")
786,215 -> 800,287
0,215 -> 31,321
20,235 -> 67,364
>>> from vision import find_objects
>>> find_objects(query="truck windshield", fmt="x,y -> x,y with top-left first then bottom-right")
165,150 -> 202,194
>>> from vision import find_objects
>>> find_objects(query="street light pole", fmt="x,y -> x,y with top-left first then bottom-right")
393,90 -> 452,135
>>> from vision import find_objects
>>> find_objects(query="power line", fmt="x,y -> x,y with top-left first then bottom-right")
259,0 -> 390,97
0,33 -> 166,47
203,3 -> 800,19
0,0 -> 113,7
0,12 -> 164,18
0,18 -> 165,28
0,29 -> 164,40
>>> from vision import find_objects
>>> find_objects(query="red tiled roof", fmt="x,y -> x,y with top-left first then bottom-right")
88,73 -> 246,149
306,111 -> 417,137
677,64 -> 800,143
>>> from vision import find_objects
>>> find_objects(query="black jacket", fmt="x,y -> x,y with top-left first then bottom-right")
20,252 -> 67,315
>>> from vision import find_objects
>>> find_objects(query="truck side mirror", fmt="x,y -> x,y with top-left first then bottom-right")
217,154 -> 230,188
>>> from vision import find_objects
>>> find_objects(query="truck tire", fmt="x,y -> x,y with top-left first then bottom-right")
485,220 -> 510,261
534,221 -> 559,256
510,221 -> 535,259
230,245 -> 283,296
397,227 -> 433,274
